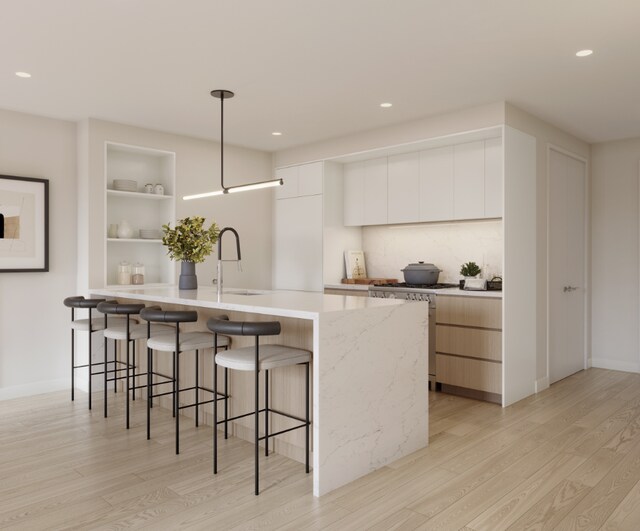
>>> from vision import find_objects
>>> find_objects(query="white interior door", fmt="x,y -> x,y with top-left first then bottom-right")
549,148 -> 586,384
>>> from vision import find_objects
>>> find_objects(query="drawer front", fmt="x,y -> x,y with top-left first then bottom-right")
436,325 -> 502,362
436,353 -> 501,394
324,288 -> 369,297
436,295 -> 502,329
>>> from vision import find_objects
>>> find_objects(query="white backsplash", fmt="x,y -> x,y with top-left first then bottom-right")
362,219 -> 503,283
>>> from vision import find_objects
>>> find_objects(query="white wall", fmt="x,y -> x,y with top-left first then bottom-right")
591,138 -> 640,371
78,119 -> 274,293
0,108 -> 77,399
362,220 -> 503,283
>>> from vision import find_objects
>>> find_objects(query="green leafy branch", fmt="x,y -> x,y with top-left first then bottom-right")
161,216 -> 220,263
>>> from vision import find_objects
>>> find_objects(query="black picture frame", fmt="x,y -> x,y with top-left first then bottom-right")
0,174 -> 49,272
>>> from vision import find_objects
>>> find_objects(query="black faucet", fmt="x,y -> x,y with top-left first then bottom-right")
217,227 -> 241,296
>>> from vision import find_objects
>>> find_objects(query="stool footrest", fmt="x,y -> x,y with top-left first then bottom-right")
178,394 -> 228,410
258,422 -> 308,440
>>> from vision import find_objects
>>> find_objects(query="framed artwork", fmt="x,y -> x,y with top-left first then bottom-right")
0,174 -> 49,272
345,250 -> 367,279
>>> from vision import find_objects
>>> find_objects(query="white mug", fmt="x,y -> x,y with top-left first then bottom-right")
154,184 -> 164,195
144,183 -> 153,193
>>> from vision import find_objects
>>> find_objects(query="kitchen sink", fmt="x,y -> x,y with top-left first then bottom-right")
224,289 -> 262,296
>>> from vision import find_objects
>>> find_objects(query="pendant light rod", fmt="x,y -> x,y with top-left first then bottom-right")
183,90 -> 283,201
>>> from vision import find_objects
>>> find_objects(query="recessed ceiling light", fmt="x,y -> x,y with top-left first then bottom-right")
272,131 -> 282,136
380,102 -> 393,108
576,49 -> 593,57
15,71 -> 31,78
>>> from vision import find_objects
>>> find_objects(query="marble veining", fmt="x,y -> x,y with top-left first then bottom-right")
362,219 -> 503,283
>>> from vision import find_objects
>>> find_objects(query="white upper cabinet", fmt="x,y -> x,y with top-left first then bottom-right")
343,161 -> 365,226
341,133 -> 503,227
276,161 -> 323,199
275,165 -> 299,199
419,146 -> 454,222
453,141 -> 485,220
343,159 -> 387,226
387,152 -> 420,224
484,137 -> 503,218
298,161 -> 324,196
363,157 -> 388,225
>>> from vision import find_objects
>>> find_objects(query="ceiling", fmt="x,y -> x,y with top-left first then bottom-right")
1,0 -> 639,152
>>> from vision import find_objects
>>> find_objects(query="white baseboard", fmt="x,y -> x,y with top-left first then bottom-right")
591,357 -> 640,373
535,376 -> 550,393
0,378 -> 71,401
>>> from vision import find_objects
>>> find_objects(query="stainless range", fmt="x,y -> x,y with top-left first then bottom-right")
369,282 -> 458,389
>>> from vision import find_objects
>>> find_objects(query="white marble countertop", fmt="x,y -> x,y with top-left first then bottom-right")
435,287 -> 503,298
91,285 -> 407,320
324,283 -> 502,298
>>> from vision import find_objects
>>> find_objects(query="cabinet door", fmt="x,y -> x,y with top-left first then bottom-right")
387,152 -> 420,224
275,166 -> 299,199
363,157 -> 388,225
484,137 -> 503,218
273,195 -> 323,292
453,141 -> 485,220
343,161 -> 365,226
419,146 -> 454,221
298,162 -> 324,197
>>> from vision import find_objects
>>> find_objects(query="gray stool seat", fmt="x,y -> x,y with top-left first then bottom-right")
71,316 -> 128,332
103,322 -> 172,341
215,344 -> 311,371
147,331 -> 229,352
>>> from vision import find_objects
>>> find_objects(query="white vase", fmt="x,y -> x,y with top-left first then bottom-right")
117,220 -> 134,239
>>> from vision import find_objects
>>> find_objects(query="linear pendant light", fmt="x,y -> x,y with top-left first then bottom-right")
183,89 -> 283,200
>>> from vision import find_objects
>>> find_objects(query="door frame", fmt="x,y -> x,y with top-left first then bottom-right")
545,144 -> 590,387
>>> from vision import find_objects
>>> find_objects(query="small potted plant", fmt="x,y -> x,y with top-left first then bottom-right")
162,216 -> 220,289
459,261 -> 482,289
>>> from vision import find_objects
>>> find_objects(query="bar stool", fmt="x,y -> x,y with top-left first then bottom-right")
140,307 -> 230,454
97,301 -> 173,428
63,296 -> 127,410
207,316 -> 311,496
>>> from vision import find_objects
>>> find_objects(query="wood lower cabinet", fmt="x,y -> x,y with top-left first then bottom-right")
436,295 -> 502,402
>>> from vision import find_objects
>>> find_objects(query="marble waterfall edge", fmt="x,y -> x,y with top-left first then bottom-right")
314,300 -> 429,496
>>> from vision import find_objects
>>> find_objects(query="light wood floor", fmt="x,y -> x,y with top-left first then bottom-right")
2,368 -> 640,530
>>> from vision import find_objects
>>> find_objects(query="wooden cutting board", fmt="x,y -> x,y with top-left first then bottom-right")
341,278 -> 397,285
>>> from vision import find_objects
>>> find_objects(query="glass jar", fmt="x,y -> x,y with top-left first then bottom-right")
117,261 -> 131,285
132,262 -> 145,285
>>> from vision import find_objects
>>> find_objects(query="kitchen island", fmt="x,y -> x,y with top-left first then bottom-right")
91,285 -> 429,497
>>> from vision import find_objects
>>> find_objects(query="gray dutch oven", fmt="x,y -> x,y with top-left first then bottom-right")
401,261 -> 441,284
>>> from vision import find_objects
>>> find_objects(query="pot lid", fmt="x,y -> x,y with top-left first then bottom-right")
402,261 -> 439,271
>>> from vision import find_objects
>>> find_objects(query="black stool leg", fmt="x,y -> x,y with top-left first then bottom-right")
254,338 -> 260,496
306,362 -> 310,474
125,317 -> 131,429
175,325 -> 180,455
71,321 -> 75,401
147,347 -> 152,440
265,369 -> 269,457
213,356 -> 218,474
224,366 -> 229,439
132,338 -> 136,402
88,307 -> 93,410
103,331 -> 108,418
195,349 -> 199,428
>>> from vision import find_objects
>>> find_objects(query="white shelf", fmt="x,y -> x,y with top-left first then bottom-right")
107,189 -> 173,200
107,238 -> 162,244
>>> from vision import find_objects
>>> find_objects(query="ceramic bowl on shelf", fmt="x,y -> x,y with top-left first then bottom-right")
113,179 -> 137,192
